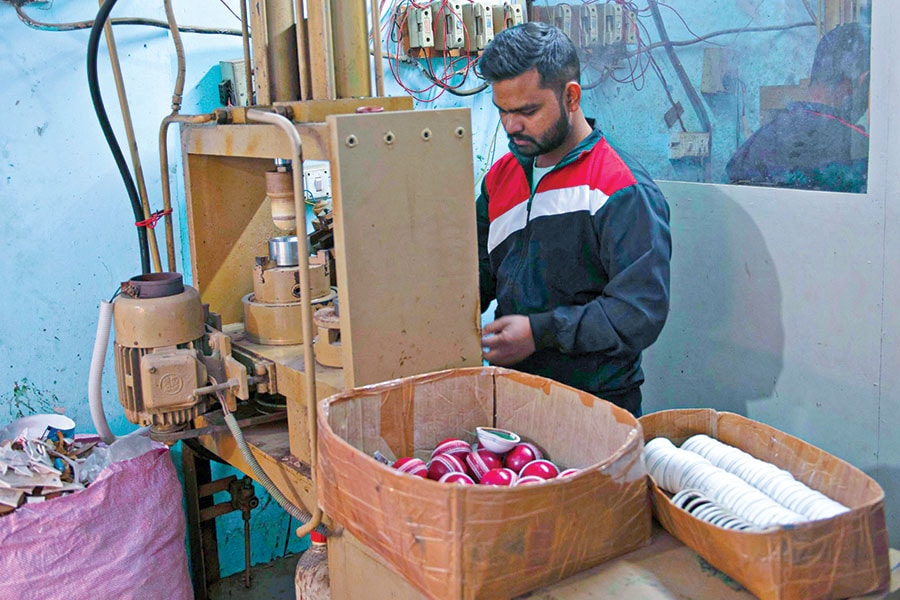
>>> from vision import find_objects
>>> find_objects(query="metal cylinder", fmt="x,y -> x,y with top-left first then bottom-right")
269,235 -> 300,267
332,0 -> 371,98
266,0 -> 301,101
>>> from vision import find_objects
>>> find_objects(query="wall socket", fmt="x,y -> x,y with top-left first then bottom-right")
304,161 -> 332,199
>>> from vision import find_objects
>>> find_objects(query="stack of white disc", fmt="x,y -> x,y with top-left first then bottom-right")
670,488 -> 759,531
681,434 -> 849,521
644,437 -> 807,528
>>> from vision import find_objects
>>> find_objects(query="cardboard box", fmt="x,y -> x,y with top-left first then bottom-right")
317,367 -> 651,600
639,409 -> 890,600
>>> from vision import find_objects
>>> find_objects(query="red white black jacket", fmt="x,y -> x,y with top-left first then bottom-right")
477,123 -> 671,396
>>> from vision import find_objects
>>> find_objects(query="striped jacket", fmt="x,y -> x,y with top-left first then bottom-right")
477,124 -> 671,396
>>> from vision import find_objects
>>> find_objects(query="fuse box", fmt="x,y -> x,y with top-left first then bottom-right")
492,2 -> 525,34
462,1 -> 495,51
406,6 -> 434,49
432,1 -> 465,50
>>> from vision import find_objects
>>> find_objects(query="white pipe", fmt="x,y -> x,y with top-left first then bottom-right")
89,300 -> 117,444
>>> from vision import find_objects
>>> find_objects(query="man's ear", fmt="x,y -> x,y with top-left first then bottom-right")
563,81 -> 582,112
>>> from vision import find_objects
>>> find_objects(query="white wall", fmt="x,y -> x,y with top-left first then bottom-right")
643,0 -> 900,545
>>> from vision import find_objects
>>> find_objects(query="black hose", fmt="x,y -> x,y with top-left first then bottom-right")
648,0 -> 712,182
87,0 -> 151,274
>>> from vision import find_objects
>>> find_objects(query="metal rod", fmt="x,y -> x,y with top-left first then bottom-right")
266,0 -> 300,101
332,0 -> 371,98
371,0 -> 385,97
249,0 -> 271,105
246,109 -> 323,536
243,515 -> 252,588
307,0 -> 337,99
294,0 -> 311,100
158,112 -> 218,273
240,0 -> 254,105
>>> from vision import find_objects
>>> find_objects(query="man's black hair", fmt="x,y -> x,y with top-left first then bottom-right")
478,22 -> 580,91
810,22 -> 870,88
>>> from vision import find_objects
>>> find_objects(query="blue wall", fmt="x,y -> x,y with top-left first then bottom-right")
0,0 -> 307,580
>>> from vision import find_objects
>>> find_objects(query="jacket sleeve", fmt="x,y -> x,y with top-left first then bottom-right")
476,178 -> 496,314
529,182 -> 671,358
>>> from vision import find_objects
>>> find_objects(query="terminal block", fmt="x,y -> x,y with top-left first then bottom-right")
577,5 -> 600,47
602,3 -> 624,46
462,1 -> 495,52
624,10 -> 639,45
405,6 -> 434,49
531,4 -> 573,39
492,2 -> 526,34
432,1 -> 464,50
550,4 -> 574,39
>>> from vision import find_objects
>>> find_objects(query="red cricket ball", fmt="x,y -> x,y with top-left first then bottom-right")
465,449 -> 503,481
392,456 -> 427,478
430,438 -> 471,459
504,442 -> 544,473
479,467 -> 518,486
427,453 -> 466,481
558,468 -> 581,478
519,459 -> 559,480
515,474 -> 547,486
439,472 -> 475,485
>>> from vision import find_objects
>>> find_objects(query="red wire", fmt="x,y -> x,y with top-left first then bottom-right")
804,110 -> 870,138
135,208 -> 172,229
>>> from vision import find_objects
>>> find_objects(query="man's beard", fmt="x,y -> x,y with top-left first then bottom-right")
509,98 -> 571,158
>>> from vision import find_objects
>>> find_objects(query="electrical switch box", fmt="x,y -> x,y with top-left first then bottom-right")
462,1 -> 495,51
406,6 -> 434,49
602,3 -> 624,46
432,1 -> 464,50
492,2 -> 525,34
669,132 -> 710,160
303,160 -> 332,199
577,5 -> 600,47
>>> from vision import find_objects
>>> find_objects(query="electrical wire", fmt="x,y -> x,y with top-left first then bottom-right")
647,0 -> 711,181
15,3 -> 242,35
87,0 -> 150,274
98,0 -> 162,273
630,21 -> 816,56
382,0 -> 488,101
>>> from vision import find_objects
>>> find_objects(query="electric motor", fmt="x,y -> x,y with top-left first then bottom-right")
113,273 -> 208,431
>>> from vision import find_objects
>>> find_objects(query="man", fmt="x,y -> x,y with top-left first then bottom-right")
726,23 -> 870,193
476,22 -> 671,417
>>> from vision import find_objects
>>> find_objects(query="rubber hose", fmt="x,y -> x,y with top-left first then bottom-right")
89,300 -> 117,444
223,412 -> 329,536
87,0 -> 151,274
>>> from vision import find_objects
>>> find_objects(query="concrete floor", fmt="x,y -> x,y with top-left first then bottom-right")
209,553 -> 298,600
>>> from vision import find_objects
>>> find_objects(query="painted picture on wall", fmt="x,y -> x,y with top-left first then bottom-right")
526,0 -> 872,193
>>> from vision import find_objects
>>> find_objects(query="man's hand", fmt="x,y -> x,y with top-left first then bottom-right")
482,315 -> 536,366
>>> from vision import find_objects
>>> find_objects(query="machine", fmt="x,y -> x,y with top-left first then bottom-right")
89,0 -> 483,597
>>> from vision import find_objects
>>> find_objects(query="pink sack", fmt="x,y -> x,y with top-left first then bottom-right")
0,446 -> 191,600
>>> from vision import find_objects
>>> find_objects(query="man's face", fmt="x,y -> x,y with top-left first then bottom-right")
492,68 -> 571,159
